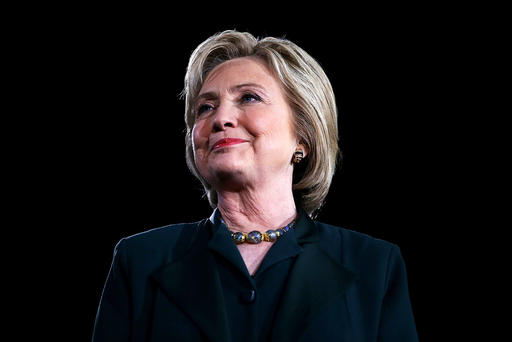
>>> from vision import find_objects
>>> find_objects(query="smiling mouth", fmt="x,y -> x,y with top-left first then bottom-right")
212,138 -> 249,150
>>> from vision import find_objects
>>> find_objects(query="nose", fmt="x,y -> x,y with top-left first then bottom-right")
212,102 -> 237,132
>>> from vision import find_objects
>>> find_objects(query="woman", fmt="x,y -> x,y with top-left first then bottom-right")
93,30 -> 419,341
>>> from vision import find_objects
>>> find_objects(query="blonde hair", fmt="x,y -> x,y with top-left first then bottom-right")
182,30 -> 339,216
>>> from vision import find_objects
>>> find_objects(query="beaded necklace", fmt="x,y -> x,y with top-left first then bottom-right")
223,219 -> 296,244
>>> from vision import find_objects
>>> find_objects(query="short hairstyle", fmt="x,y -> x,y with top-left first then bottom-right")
182,30 -> 339,217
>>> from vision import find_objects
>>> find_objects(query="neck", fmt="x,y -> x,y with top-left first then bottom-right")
216,180 -> 297,234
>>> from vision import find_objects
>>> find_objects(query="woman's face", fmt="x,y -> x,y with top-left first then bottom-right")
192,56 -> 299,191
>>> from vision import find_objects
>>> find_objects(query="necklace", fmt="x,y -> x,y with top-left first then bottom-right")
225,220 -> 296,244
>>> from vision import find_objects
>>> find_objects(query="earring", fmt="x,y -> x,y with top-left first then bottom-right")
293,148 -> 304,164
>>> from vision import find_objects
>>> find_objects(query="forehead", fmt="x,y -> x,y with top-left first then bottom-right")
201,56 -> 279,91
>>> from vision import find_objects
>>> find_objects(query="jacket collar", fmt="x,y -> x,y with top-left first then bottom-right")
208,206 -> 320,245
151,208 -> 357,342
207,208 -> 303,279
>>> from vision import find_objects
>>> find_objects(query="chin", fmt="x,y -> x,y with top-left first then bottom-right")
210,152 -> 246,169
211,163 -> 245,177
208,161 -> 248,186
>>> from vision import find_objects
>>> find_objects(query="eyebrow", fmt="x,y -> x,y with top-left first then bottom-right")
230,83 -> 267,93
195,83 -> 268,104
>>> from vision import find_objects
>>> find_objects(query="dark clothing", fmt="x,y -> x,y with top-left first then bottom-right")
92,208 -> 419,341
208,209 -> 302,342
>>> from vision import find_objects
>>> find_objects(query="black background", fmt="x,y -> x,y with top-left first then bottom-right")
23,8 -> 472,341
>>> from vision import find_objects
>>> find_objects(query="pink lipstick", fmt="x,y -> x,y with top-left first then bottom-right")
212,138 -> 248,150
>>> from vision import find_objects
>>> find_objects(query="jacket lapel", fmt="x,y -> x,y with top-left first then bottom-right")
271,210 -> 358,342
150,220 -> 231,342
150,210 -> 357,342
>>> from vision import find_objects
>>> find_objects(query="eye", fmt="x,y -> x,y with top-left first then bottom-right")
197,103 -> 214,116
240,92 -> 262,103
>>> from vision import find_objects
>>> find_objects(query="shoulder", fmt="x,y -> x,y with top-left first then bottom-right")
314,221 -> 401,277
316,220 -> 396,254
121,220 -> 204,246
113,220 -> 206,264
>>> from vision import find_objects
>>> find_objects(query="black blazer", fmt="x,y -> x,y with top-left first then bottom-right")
93,209 -> 419,341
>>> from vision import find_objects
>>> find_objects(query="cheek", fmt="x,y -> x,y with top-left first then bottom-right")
192,121 -> 208,150
248,112 -> 295,149
191,123 -> 209,168
244,113 -> 275,138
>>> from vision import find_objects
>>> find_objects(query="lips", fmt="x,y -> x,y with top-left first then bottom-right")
212,138 -> 249,150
